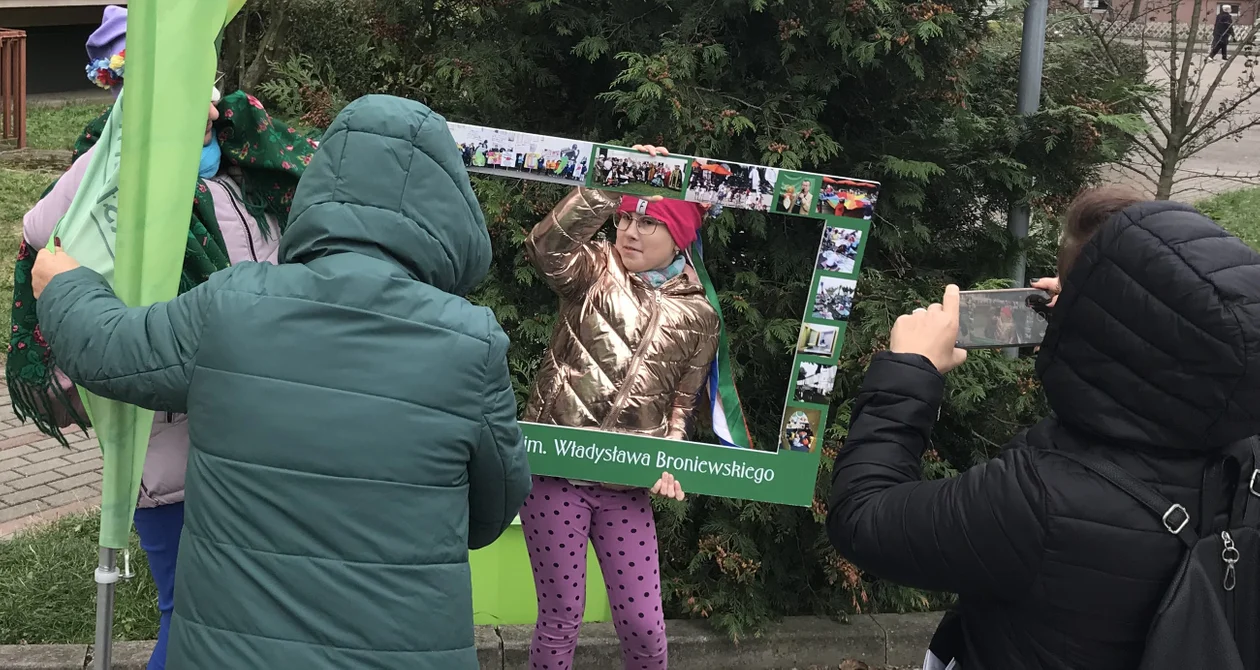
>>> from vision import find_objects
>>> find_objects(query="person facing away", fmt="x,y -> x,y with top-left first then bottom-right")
10,7 -> 315,669
1212,8 -> 1235,60
521,146 -> 719,669
29,95 -> 532,670
827,187 -> 1260,670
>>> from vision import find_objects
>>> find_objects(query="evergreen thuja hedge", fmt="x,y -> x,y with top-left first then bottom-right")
237,0 -> 1144,637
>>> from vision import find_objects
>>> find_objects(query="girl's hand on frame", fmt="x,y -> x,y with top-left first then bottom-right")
650,471 -> 685,501
629,144 -> 670,202
631,144 -> 670,157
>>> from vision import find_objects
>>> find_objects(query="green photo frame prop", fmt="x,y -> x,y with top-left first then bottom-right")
449,122 -> 879,506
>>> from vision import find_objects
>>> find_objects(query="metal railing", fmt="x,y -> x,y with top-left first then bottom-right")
1,28 -> 27,149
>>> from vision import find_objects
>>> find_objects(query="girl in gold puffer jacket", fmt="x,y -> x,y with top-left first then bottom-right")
520,145 -> 718,669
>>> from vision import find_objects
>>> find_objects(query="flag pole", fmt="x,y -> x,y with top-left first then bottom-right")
86,1 -> 246,665
93,548 -> 119,670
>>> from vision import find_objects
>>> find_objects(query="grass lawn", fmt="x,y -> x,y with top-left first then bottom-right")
603,181 -> 687,200
1198,187 -> 1260,251
0,512 -> 157,645
25,102 -> 110,152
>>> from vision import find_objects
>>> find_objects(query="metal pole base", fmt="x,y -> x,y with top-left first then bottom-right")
94,547 -> 119,670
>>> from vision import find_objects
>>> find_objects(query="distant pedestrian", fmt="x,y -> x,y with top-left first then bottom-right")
1211,7 -> 1235,60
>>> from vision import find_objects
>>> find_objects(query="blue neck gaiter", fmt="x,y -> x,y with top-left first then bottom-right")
199,136 -> 222,179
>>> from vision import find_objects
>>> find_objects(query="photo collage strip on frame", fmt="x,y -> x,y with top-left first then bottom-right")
448,122 -> 880,507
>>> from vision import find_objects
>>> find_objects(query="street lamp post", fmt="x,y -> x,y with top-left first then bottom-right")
1006,0 -> 1049,357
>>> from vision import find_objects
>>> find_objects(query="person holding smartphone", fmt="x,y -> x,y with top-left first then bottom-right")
827,188 -> 1260,669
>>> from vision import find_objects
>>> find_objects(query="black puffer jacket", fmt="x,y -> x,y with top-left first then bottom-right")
1215,11 -> 1235,42
827,201 -> 1260,670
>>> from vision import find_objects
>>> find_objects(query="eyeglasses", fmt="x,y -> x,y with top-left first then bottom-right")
615,212 -> 663,236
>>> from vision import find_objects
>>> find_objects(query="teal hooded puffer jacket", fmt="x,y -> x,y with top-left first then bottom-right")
37,95 -> 531,669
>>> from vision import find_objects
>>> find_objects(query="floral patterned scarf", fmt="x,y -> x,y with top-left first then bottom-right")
6,91 -> 318,444
636,254 -> 686,288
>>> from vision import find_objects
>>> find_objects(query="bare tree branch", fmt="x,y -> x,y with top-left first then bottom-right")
1185,97 -> 1260,148
1184,116 -> 1260,155
1173,0 -> 1208,134
1131,132 -> 1171,162
1175,167 -> 1260,182
1075,8 -> 1176,138
1111,154 -> 1161,186
242,0 -> 293,91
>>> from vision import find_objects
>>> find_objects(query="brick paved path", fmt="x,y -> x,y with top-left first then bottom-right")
0,373 -> 101,537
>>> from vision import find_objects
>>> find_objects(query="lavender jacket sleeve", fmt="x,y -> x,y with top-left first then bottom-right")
23,145 -> 97,428
24,145 -> 96,249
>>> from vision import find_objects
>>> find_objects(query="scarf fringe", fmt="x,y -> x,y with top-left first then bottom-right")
6,366 -> 89,448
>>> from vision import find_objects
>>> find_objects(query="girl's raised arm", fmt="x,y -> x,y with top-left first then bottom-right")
525,187 -> 619,298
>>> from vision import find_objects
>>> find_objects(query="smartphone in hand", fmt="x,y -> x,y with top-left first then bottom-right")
956,288 -> 1053,350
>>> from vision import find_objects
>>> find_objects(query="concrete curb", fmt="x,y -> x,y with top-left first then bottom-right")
0,613 -> 941,669
0,148 -> 73,172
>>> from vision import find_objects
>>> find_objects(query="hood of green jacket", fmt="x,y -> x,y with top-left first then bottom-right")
280,95 -> 491,296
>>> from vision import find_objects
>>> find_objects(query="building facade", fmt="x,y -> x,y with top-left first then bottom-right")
1083,0 -> 1253,31
0,0 -> 126,95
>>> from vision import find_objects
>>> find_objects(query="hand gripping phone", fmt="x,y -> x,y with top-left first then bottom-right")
956,288 -> 1053,349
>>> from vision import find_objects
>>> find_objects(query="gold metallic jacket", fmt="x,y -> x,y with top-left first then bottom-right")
524,188 -> 719,440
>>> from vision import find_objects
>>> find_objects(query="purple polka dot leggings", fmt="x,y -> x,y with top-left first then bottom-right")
521,475 -> 667,670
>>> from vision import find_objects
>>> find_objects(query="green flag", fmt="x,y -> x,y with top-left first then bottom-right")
51,0 -> 239,549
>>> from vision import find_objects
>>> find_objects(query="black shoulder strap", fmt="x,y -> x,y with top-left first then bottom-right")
1200,457 -> 1229,536
1241,437 -> 1260,526
1054,450 -> 1199,548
